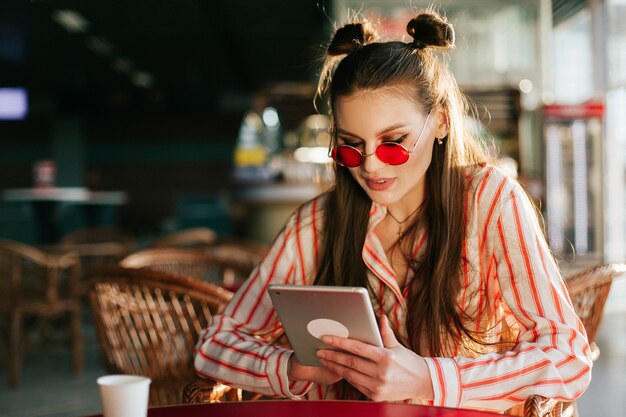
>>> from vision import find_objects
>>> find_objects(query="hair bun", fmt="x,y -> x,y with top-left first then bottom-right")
327,23 -> 376,56
406,12 -> 455,50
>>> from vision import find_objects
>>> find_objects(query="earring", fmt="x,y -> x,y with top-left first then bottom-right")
437,137 -> 443,145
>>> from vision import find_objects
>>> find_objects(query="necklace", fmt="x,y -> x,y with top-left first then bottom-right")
387,205 -> 421,239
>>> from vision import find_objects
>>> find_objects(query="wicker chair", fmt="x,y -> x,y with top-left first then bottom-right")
564,262 -> 626,350
153,227 -> 218,249
514,262 -> 626,417
120,247 -> 259,291
58,227 -> 136,278
0,239 -> 83,388
213,236 -> 268,259
87,267 -> 233,406
182,263 -> 626,416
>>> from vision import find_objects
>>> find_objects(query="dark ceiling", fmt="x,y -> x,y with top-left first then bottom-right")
0,0 -> 331,117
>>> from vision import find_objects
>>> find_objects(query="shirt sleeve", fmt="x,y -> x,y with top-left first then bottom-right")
425,175 -> 592,411
194,202 -> 320,399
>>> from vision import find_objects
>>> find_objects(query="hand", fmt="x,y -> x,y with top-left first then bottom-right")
287,354 -> 343,386
315,315 -> 434,402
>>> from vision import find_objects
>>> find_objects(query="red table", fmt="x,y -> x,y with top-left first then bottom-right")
87,400 -> 510,417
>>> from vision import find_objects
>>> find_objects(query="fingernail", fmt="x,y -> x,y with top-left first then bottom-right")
321,336 -> 332,344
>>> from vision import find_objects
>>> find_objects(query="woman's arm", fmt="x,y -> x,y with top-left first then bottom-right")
194,199 -> 327,398
423,173 -> 592,411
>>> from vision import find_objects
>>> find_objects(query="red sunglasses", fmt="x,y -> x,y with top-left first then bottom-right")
330,112 -> 432,168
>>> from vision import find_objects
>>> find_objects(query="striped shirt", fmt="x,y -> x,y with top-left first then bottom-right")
194,165 -> 592,412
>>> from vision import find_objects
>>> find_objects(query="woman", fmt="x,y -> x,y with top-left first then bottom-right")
194,9 -> 592,412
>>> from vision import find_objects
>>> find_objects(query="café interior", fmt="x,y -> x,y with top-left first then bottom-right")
1,0 -> 626,416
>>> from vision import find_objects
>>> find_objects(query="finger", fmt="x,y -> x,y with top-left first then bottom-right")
317,348 -> 378,376
350,381 -> 375,400
321,336 -> 386,362
318,357 -> 378,391
379,315 -> 400,348
311,367 -> 342,386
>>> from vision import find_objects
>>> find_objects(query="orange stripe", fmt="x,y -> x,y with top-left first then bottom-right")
275,350 -> 288,397
412,228 -> 428,257
433,359 -> 447,405
554,329 -> 578,368
497,216 -> 535,335
511,191 -> 544,316
198,313 -> 226,347
460,181 -> 470,312
252,263 -> 296,333
459,345 -> 536,370
463,359 -> 551,389
312,198 -> 320,270
364,244 -> 395,279
455,361 -> 462,406
244,229 -> 294,324
536,235 -> 566,323
230,268 -> 262,317
479,372 -> 589,401
378,281 -> 384,317
554,353 -> 576,369
476,165 -> 493,204
196,349 -> 268,379
364,244 -> 404,303
295,206 -> 306,280
480,176 -> 506,254
213,338 -> 267,361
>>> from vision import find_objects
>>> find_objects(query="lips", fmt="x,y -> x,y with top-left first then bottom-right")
363,177 -> 396,191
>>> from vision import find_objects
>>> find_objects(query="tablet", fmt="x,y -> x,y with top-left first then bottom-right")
267,284 -> 383,367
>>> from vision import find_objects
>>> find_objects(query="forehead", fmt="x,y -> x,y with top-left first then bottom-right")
333,85 -> 424,130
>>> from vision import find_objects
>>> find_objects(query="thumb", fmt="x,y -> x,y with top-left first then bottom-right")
379,314 -> 399,348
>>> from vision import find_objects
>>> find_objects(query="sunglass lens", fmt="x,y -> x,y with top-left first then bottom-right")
333,146 -> 362,167
377,143 -> 409,165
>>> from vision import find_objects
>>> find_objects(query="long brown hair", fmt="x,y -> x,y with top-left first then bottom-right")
314,10 -> 491,357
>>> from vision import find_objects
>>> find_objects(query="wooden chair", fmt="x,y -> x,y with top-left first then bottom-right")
120,247 -> 258,291
87,267 -> 233,406
58,227 -> 136,278
153,227 -> 218,249
0,239 -> 83,388
182,263 -> 626,416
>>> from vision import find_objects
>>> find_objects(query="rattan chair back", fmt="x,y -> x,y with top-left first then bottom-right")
522,262 -> 626,417
564,262 -> 626,343
120,247 -> 258,290
59,227 -> 136,275
153,227 -> 218,249
0,239 -> 82,388
87,267 -> 233,406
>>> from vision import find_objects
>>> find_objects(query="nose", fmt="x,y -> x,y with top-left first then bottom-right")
361,146 -> 385,172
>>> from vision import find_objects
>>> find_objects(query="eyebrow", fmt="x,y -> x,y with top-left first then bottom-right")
335,123 -> 410,140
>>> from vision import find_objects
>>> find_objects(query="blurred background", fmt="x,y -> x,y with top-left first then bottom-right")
1,0 -> 626,416
1,0 -> 625,260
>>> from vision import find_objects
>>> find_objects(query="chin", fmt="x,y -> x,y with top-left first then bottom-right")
364,191 -> 399,207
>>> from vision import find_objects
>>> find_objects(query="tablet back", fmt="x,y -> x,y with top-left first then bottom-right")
267,284 -> 382,367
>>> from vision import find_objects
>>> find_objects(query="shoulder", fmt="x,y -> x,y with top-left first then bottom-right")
465,163 -> 523,196
261,192 -> 328,262
464,164 -> 530,215
282,192 -> 329,235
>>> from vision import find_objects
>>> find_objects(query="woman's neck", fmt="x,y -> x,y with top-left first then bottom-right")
386,180 -> 426,221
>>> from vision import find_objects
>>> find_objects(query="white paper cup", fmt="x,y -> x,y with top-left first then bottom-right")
97,375 -> 151,417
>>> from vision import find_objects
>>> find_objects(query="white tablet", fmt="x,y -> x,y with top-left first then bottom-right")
267,284 -> 383,367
